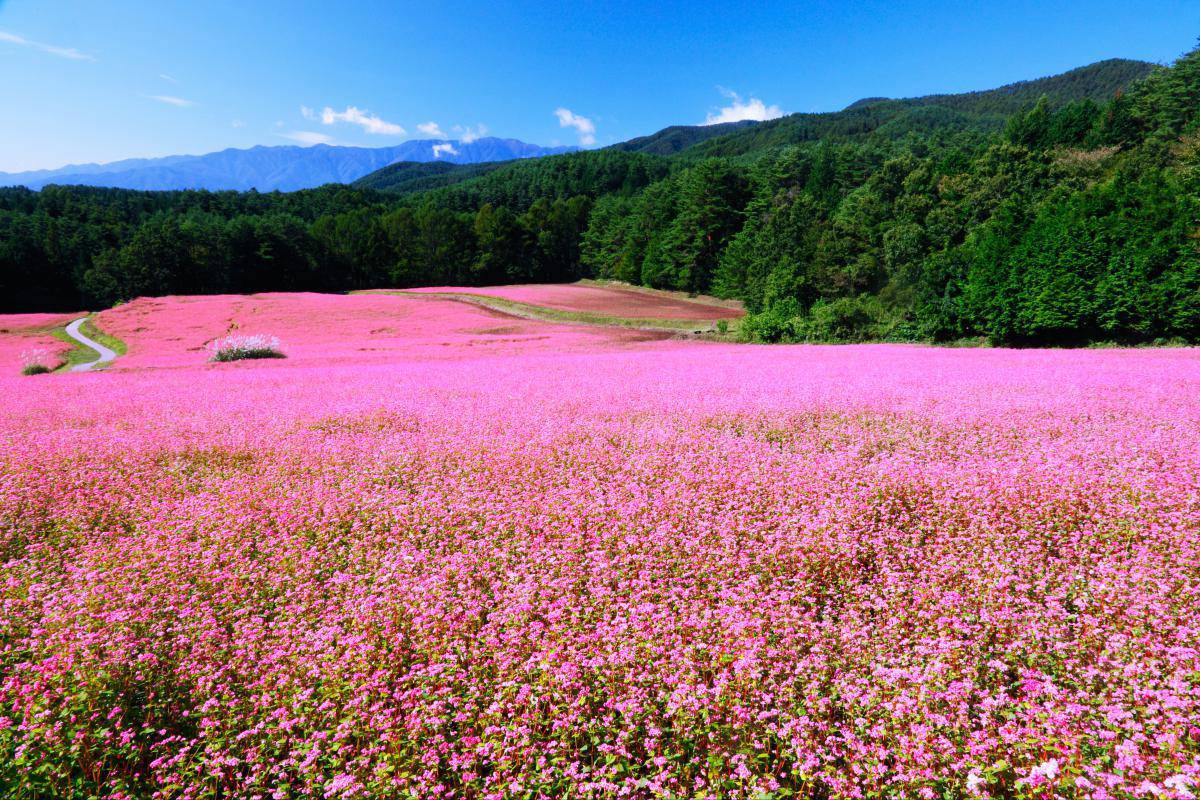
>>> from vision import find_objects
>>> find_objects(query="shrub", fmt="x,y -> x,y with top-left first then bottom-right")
741,296 -> 915,343
206,334 -> 286,362
20,348 -> 54,376
739,298 -> 801,342
793,296 -> 889,343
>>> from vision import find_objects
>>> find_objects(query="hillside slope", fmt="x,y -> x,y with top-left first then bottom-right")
354,58 -> 1154,198
351,160 -> 508,194
682,58 -> 1155,158
611,120 -> 759,155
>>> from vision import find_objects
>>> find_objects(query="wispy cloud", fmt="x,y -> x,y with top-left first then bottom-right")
279,130 -> 335,146
454,123 -> 488,144
703,88 -> 783,125
309,105 -> 405,135
231,120 -> 246,129
417,121 -> 446,138
554,108 -> 595,146
432,143 -> 459,158
0,29 -> 95,61
159,73 -> 179,84
144,94 -> 197,108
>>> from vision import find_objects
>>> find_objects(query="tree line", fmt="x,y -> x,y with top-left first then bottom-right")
0,186 -> 598,310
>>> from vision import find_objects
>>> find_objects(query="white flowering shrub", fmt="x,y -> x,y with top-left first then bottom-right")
207,334 -> 285,362
20,347 -> 54,375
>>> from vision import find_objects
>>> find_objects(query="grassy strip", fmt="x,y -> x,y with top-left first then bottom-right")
50,317 -> 127,371
80,318 -> 127,357
375,290 -> 742,336
575,278 -> 746,312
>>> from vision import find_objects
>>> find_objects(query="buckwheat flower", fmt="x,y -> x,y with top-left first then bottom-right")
1165,775 -> 1195,798
966,770 -> 985,794
1029,758 -> 1060,783
323,774 -> 361,798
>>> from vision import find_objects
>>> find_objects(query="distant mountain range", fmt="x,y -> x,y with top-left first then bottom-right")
0,138 -> 578,192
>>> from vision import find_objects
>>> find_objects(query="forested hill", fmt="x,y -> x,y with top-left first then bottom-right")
670,58 -> 1157,159
350,161 -> 507,195
847,58 -> 1154,113
610,120 -> 759,156
3,47 -> 1197,346
355,59 -> 1156,195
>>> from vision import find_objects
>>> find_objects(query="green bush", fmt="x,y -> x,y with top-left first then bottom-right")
793,296 -> 883,343
740,298 -> 801,343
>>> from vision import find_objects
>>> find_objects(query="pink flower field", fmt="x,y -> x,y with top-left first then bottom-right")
2,293 -> 1199,799
92,293 -> 672,370
0,312 -> 80,372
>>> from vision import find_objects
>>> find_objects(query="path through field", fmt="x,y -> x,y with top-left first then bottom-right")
64,316 -> 118,371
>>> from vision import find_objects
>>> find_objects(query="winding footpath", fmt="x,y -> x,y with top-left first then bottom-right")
65,317 -> 117,372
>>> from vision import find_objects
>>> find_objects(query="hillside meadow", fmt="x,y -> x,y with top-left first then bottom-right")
2,290 -> 1198,799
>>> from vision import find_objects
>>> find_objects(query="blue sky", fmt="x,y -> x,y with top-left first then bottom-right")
1,0 -> 1197,172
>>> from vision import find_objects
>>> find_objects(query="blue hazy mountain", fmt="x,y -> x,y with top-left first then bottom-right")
0,138 -> 578,192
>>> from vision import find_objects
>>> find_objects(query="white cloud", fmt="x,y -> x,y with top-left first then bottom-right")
279,130 -> 335,146
454,123 -> 488,144
0,29 -> 95,61
554,108 -> 595,146
145,94 -> 197,108
300,105 -> 316,121
318,105 -> 404,135
703,89 -> 783,125
231,119 -> 246,128
159,73 -> 179,84
432,143 -> 459,158
417,121 -> 446,138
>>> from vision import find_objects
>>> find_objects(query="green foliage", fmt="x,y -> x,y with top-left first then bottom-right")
350,160 -> 504,193
739,298 -> 802,343
611,120 -> 758,155
960,168 -> 1200,344
580,194 -> 639,282
642,160 -> 750,292
741,295 -> 911,343
210,348 -> 284,362
21,363 -> 51,376
380,149 -> 671,211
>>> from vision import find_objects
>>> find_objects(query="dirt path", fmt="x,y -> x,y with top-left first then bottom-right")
65,317 -> 118,372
